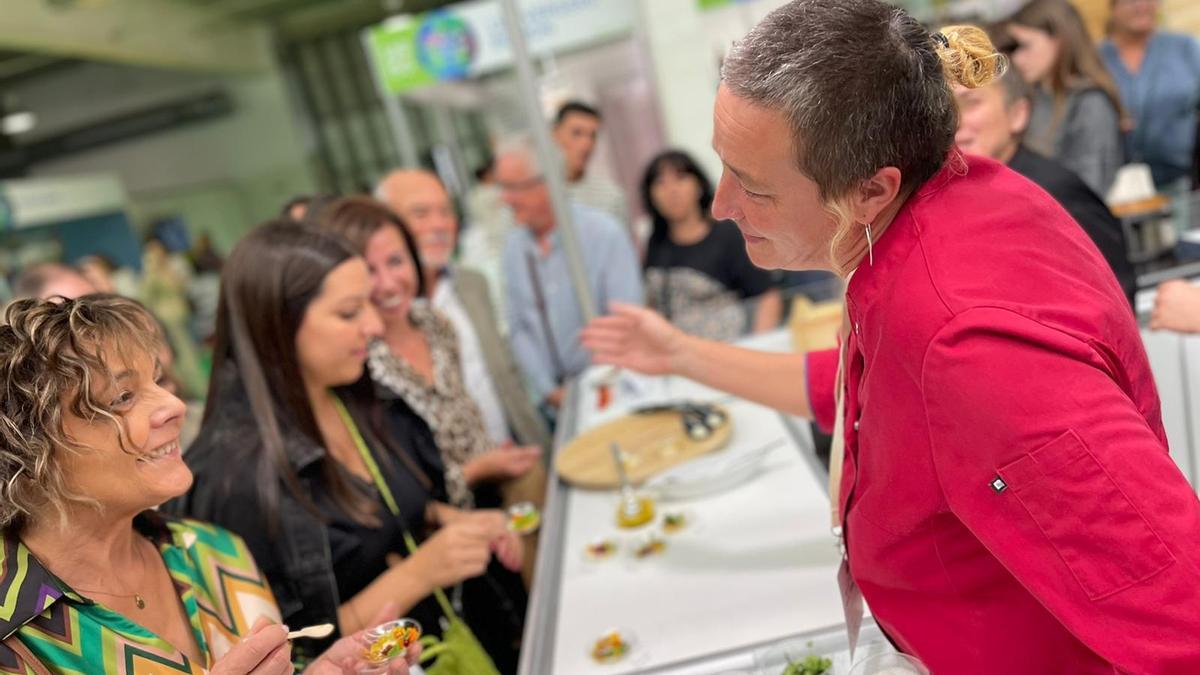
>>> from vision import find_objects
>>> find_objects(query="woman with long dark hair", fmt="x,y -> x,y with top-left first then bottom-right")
171,221 -> 523,668
1000,0 -> 1126,195
641,150 -> 781,341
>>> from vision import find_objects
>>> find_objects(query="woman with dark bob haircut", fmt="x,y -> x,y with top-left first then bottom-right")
640,149 -> 781,341
584,0 -> 1200,671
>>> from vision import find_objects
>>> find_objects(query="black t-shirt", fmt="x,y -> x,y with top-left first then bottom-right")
1008,145 -> 1136,308
644,219 -> 773,340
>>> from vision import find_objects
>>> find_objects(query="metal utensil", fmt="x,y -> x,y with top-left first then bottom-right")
609,442 -> 642,517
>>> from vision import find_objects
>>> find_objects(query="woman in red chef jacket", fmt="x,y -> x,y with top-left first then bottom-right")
582,1 -> 1200,673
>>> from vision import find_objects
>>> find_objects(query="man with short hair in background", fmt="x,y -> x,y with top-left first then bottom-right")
552,100 -> 628,227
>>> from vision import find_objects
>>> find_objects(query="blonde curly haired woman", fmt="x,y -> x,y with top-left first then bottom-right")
0,295 -> 416,674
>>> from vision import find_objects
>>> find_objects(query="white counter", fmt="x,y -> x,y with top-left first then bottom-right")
520,330 -> 855,675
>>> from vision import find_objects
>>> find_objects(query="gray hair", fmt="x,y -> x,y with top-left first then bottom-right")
721,0 -> 1003,202
494,133 -> 545,175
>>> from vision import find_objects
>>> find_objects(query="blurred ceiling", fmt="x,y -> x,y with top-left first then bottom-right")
0,0 -> 462,81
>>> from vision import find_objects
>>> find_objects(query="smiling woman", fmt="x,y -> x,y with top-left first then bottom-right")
0,295 -> 416,674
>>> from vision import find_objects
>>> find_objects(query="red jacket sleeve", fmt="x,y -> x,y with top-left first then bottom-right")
806,348 -> 839,432
922,307 -> 1200,672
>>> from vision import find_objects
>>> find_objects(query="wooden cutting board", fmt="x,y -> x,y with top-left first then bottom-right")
555,406 -> 732,489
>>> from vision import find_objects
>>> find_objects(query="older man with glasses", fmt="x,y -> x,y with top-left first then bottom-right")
494,136 -> 643,419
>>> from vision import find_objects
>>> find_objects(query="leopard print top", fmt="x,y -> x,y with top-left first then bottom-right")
368,305 -> 491,508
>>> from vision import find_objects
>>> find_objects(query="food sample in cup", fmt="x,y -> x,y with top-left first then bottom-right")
584,537 -> 619,560
591,630 -> 631,664
507,501 -> 541,534
616,495 -> 655,529
633,533 -> 667,559
662,511 -> 688,534
361,619 -> 422,665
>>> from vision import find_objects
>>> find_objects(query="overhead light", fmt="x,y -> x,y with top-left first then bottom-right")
2,111 -> 36,136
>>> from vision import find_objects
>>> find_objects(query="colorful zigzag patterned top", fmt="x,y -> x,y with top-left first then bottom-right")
0,512 -> 282,674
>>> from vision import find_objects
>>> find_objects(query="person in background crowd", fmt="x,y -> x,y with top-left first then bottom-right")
1000,0 -> 1126,196
171,222 -> 524,670
282,193 -> 338,227
141,237 -> 206,397
1101,0 -> 1200,189
76,255 -> 116,293
0,295 -> 417,674
460,155 -> 516,325
954,67 -> 1136,306
375,169 -> 551,454
496,135 -> 643,416
12,262 -> 95,300
583,1 -> 1200,669
321,195 -> 546,586
553,101 -> 628,227
190,232 -> 224,275
641,150 -> 783,340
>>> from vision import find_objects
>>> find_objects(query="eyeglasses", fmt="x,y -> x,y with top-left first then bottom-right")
498,175 -> 545,193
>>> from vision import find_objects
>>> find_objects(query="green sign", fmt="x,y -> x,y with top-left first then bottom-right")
368,20 -> 436,94
696,0 -> 734,9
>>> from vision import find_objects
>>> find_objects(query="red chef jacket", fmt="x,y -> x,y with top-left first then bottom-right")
806,154 -> 1200,674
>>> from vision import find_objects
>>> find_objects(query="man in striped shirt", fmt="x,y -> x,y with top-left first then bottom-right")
553,100 -> 629,228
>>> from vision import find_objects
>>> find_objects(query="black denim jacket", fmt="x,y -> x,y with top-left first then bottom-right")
165,371 -> 443,663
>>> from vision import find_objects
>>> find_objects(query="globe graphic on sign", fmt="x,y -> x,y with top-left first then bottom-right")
415,12 -> 475,81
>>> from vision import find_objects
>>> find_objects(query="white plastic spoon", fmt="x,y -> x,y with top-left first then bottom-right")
287,623 -> 335,640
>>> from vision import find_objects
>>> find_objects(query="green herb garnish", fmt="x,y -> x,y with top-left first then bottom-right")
781,654 -> 833,675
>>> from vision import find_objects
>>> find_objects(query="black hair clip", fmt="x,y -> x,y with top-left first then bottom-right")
932,32 -> 950,48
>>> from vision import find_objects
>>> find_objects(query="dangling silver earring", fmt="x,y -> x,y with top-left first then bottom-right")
864,222 -> 874,266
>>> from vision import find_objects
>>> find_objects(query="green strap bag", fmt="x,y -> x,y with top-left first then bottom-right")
333,396 -> 502,675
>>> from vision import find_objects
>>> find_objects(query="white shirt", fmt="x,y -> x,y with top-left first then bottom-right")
432,275 -> 511,445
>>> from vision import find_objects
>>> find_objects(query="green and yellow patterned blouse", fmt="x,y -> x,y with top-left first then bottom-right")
0,512 -> 282,674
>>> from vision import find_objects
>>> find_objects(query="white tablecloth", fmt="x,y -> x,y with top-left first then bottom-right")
541,330 -> 849,674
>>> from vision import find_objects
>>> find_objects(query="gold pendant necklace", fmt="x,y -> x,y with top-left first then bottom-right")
72,588 -> 146,610
71,538 -> 150,610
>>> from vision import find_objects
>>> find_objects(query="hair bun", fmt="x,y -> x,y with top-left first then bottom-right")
935,25 -> 1008,89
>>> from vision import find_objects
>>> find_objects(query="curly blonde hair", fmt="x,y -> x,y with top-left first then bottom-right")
0,295 -> 163,531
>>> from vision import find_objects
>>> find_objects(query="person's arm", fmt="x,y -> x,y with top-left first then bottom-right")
1151,280 -> 1200,333
336,562 -> 432,635
751,289 -> 784,333
337,518 -> 496,634
923,307 -> 1200,669
581,302 -> 822,418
